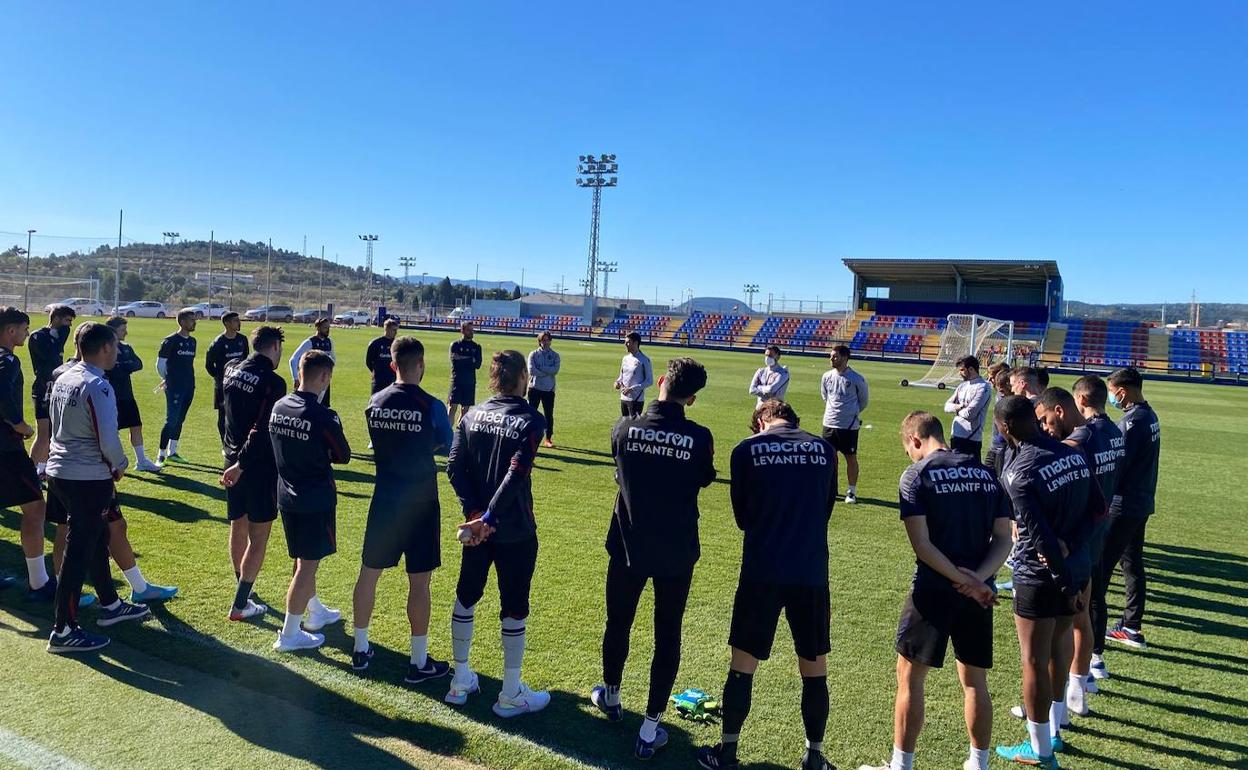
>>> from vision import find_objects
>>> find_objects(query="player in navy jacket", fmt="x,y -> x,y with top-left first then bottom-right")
204,311 -> 249,441
155,310 -> 198,462
26,304 -> 75,474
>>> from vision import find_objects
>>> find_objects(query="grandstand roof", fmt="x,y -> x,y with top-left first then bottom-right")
842,258 -> 1060,287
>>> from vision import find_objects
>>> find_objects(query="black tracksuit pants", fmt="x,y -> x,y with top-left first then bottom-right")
49,478 -> 120,632
527,389 -> 555,438
1093,514 -> 1148,652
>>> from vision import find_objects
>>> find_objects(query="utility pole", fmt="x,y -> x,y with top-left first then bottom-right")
576,153 -> 619,318
358,234 -> 377,309
743,283 -> 759,312
265,239 -> 273,319
208,230 -> 214,303
229,250 -> 240,310
318,245 -> 326,311
597,261 -> 618,301
23,229 -> 36,311
115,210 -> 123,310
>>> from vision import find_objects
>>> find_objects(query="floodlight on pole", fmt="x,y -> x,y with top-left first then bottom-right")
359,234 -> 378,309
575,153 -> 619,311
162,231 -> 180,247
597,261 -> 618,301
743,283 -> 760,311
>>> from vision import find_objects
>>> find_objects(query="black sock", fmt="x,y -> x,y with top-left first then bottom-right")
233,580 -> 254,611
800,675 -> 829,751
720,669 -> 754,763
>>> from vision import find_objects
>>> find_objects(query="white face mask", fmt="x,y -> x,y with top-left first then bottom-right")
765,356 -> 776,367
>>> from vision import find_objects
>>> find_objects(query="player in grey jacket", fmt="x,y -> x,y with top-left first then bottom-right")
614,332 -> 653,418
943,355 -> 992,460
748,345 -> 790,406
819,345 -> 869,503
527,331 -> 561,447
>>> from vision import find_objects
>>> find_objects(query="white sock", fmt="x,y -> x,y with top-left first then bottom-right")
891,746 -> 914,770
353,626 -> 369,653
411,634 -> 428,667
168,440 -> 178,454
122,565 -> 147,593
639,715 -> 660,743
1070,672 -> 1087,691
847,484 -> 857,495
969,746 -> 991,769
1049,700 -> 1066,736
25,556 -> 49,590
282,612 -> 303,637
102,599 -> 121,611
805,739 -> 823,756
1027,719 -> 1053,757
451,599 -> 475,683
307,594 -> 327,613
604,685 -> 621,707
134,444 -> 148,462
500,616 -> 526,697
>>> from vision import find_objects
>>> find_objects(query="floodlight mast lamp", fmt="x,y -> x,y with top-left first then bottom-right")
597,261 -> 618,300
744,283 -> 759,310
576,154 -> 619,308
359,234 -> 378,308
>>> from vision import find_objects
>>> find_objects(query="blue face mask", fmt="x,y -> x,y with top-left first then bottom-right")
1108,390 -> 1122,410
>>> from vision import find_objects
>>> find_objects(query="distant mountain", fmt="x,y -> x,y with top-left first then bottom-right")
1065,300 -> 1248,325
673,297 -> 757,314
401,274 -> 544,295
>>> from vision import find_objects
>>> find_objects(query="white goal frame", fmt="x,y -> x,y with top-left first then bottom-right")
901,313 -> 1014,389
0,276 -> 100,314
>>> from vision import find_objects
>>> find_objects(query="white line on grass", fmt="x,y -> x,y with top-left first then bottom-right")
0,726 -> 96,770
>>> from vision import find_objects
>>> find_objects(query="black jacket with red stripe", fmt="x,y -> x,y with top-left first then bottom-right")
269,390 -> 350,514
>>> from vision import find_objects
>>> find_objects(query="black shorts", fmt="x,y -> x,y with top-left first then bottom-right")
226,470 -> 278,523
456,536 -> 538,620
895,583 -> 993,669
1013,579 -> 1079,620
950,436 -> 982,461
448,381 -> 476,407
362,493 -> 441,573
47,490 -> 123,526
620,399 -> 643,418
821,427 -> 859,456
116,398 -> 142,430
728,581 -> 831,662
32,393 -> 49,421
0,450 -> 42,508
280,508 -> 337,561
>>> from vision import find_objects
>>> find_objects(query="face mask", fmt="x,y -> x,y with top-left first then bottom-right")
1108,390 -> 1122,410
764,356 -> 776,367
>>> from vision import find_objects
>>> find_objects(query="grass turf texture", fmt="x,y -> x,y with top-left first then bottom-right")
2,317 -> 1247,770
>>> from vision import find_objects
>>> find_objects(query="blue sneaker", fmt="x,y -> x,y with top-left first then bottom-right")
131,583 -> 179,603
634,726 -> 668,760
78,593 -> 97,609
27,577 -> 57,602
98,600 -> 151,627
1053,736 -> 1067,753
47,626 -> 110,654
590,684 -> 623,722
998,579 -> 1014,592
996,739 -> 1059,768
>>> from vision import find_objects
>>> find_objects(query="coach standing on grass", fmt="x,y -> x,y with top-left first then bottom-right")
46,322 -> 150,653
527,331 -> 560,448
943,355 -> 991,460
289,317 -> 336,406
614,331 -> 652,418
820,344 -> 869,504
205,311 -> 249,442
156,309 -> 198,464
447,321 -> 482,425
365,318 -> 400,394
593,357 -> 714,760
697,400 -> 835,770
748,344 -> 790,406
27,304 -> 75,476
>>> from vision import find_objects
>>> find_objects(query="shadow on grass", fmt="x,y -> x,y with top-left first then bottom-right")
1111,672 -> 1248,710
1071,708 -> 1248,765
119,490 -> 227,525
1146,609 -> 1248,646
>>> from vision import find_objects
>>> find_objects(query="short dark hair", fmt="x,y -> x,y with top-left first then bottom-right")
489,350 -> 527,393
105,315 -> 127,330
1036,366 -> 1050,388
222,311 -> 240,324
177,309 -> 197,324
1038,386 -> 1078,412
391,336 -> 425,371
0,306 -> 30,330
383,317 -> 399,329
1073,375 -> 1108,409
49,305 -> 76,323
1107,367 -> 1143,390
752,400 -> 799,432
299,349 -> 335,380
251,325 -> 284,352
78,322 -> 117,356
901,410 -> 945,441
1010,366 -> 1040,388
626,331 -> 642,345
956,355 -> 980,372
764,344 -> 781,357
832,344 -> 851,359
315,317 -> 331,328
995,394 -> 1039,440
537,330 -> 552,343
664,357 -> 707,400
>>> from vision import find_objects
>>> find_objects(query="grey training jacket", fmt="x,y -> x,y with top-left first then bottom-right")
46,361 -> 129,481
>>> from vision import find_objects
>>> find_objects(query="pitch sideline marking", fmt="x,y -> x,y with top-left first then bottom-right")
0,726 -> 96,770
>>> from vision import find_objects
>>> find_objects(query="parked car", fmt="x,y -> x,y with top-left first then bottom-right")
243,305 -> 295,322
292,309 -> 322,323
446,306 -> 469,320
115,301 -> 170,318
45,297 -> 107,316
181,302 -> 231,319
333,310 -> 372,326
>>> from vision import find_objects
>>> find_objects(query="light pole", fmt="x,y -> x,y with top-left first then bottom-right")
264,239 -> 273,319
318,245 -> 326,311
576,153 -> 619,312
229,250 -> 240,310
743,283 -> 759,311
208,230 -> 214,303
597,261 -> 618,300
23,229 -> 35,310
162,231 -> 180,247
358,234 -> 378,309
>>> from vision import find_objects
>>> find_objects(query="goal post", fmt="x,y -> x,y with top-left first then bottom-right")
901,313 -> 1014,389
0,276 -> 101,314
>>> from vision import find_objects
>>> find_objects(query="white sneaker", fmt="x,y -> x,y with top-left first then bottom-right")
1090,654 -> 1110,680
1010,704 -> 1026,719
858,765 -> 889,770
1085,676 -> 1100,694
492,683 -> 551,718
367,441 -> 373,450
962,761 -> 988,770
844,491 -> 858,504
135,459 -> 161,473
273,629 -> 324,652
445,670 -> 480,706
229,599 -> 268,621
302,604 -> 341,631
1067,680 -> 1089,716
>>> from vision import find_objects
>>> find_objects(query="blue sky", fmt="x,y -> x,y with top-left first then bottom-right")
2,2 -> 1245,306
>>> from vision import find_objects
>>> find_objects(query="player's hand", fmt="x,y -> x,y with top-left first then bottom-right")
221,463 -> 243,488
614,381 -> 622,390
112,467 -> 125,482
457,518 -> 494,546
14,421 -> 34,440
1067,593 -> 1086,614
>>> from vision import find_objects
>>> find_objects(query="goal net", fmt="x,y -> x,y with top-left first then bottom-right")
0,277 -> 101,314
902,314 -> 1014,389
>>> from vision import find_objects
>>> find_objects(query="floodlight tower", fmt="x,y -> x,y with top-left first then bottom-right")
598,261 -> 618,300
162,231 -> 180,247
398,255 -> 417,284
744,283 -> 759,311
576,153 -> 619,312
359,234 -> 378,307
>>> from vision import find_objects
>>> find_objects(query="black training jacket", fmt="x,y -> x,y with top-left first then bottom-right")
224,354 -> 287,474
107,342 -> 143,403
730,424 -> 835,586
366,383 -> 452,485
269,390 -> 350,514
365,336 -> 396,391
1109,402 -> 1160,519
449,338 -> 482,385
28,325 -> 68,402
0,346 -> 25,452
607,400 -> 716,576
205,333 -> 249,408
1067,415 -> 1124,518
158,332 -> 197,390
447,394 -> 544,544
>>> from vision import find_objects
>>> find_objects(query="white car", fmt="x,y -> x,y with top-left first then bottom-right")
116,301 -> 170,318
45,297 -> 107,316
181,302 -> 231,319
333,310 -> 371,325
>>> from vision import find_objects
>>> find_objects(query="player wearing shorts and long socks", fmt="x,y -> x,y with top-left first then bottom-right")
104,317 -> 160,472
993,395 -> 1101,768
351,337 -> 454,682
269,350 -> 350,652
156,310 -> 198,463
447,350 -> 548,716
0,307 -> 54,600
526,331 -> 560,448
696,400 -> 833,770
365,318 -> 400,395
205,312 -> 249,442
1098,367 -> 1160,654
219,325 -> 287,621
614,332 -> 652,418
983,363 -> 1013,475
27,304 -> 75,476
748,345 -> 790,406
943,355 -> 991,460
997,365 -> 1044,594
820,344 -> 869,504
45,323 -> 150,653
859,411 -> 1012,770
447,321 -> 482,424
591,358 -> 714,759
289,318 -> 336,406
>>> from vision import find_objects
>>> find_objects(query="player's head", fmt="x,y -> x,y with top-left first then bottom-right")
994,394 -> 1040,446
250,325 -> 284,365
177,308 -> 197,332
956,355 -> 980,381
48,305 -> 76,328
1036,386 -> 1082,440
0,306 -> 31,348
298,349 -> 335,394
1009,366 -> 1042,398
625,331 -> 641,353
899,410 -> 946,461
105,315 -> 128,341
764,344 -> 781,364
751,399 -> 798,434
383,318 -> 399,338
830,344 -> 851,370
489,350 -> 528,397
460,320 -> 474,339
1106,367 -> 1144,409
658,357 -> 706,405
315,317 -> 331,336
1036,366 -> 1050,388
537,330 -> 553,349
221,311 -> 241,334
990,363 -> 1013,396
1073,375 -> 1108,414
391,336 -> 425,384
78,322 -> 118,370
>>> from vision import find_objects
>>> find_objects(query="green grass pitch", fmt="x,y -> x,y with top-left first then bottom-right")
2,318 -> 1247,770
